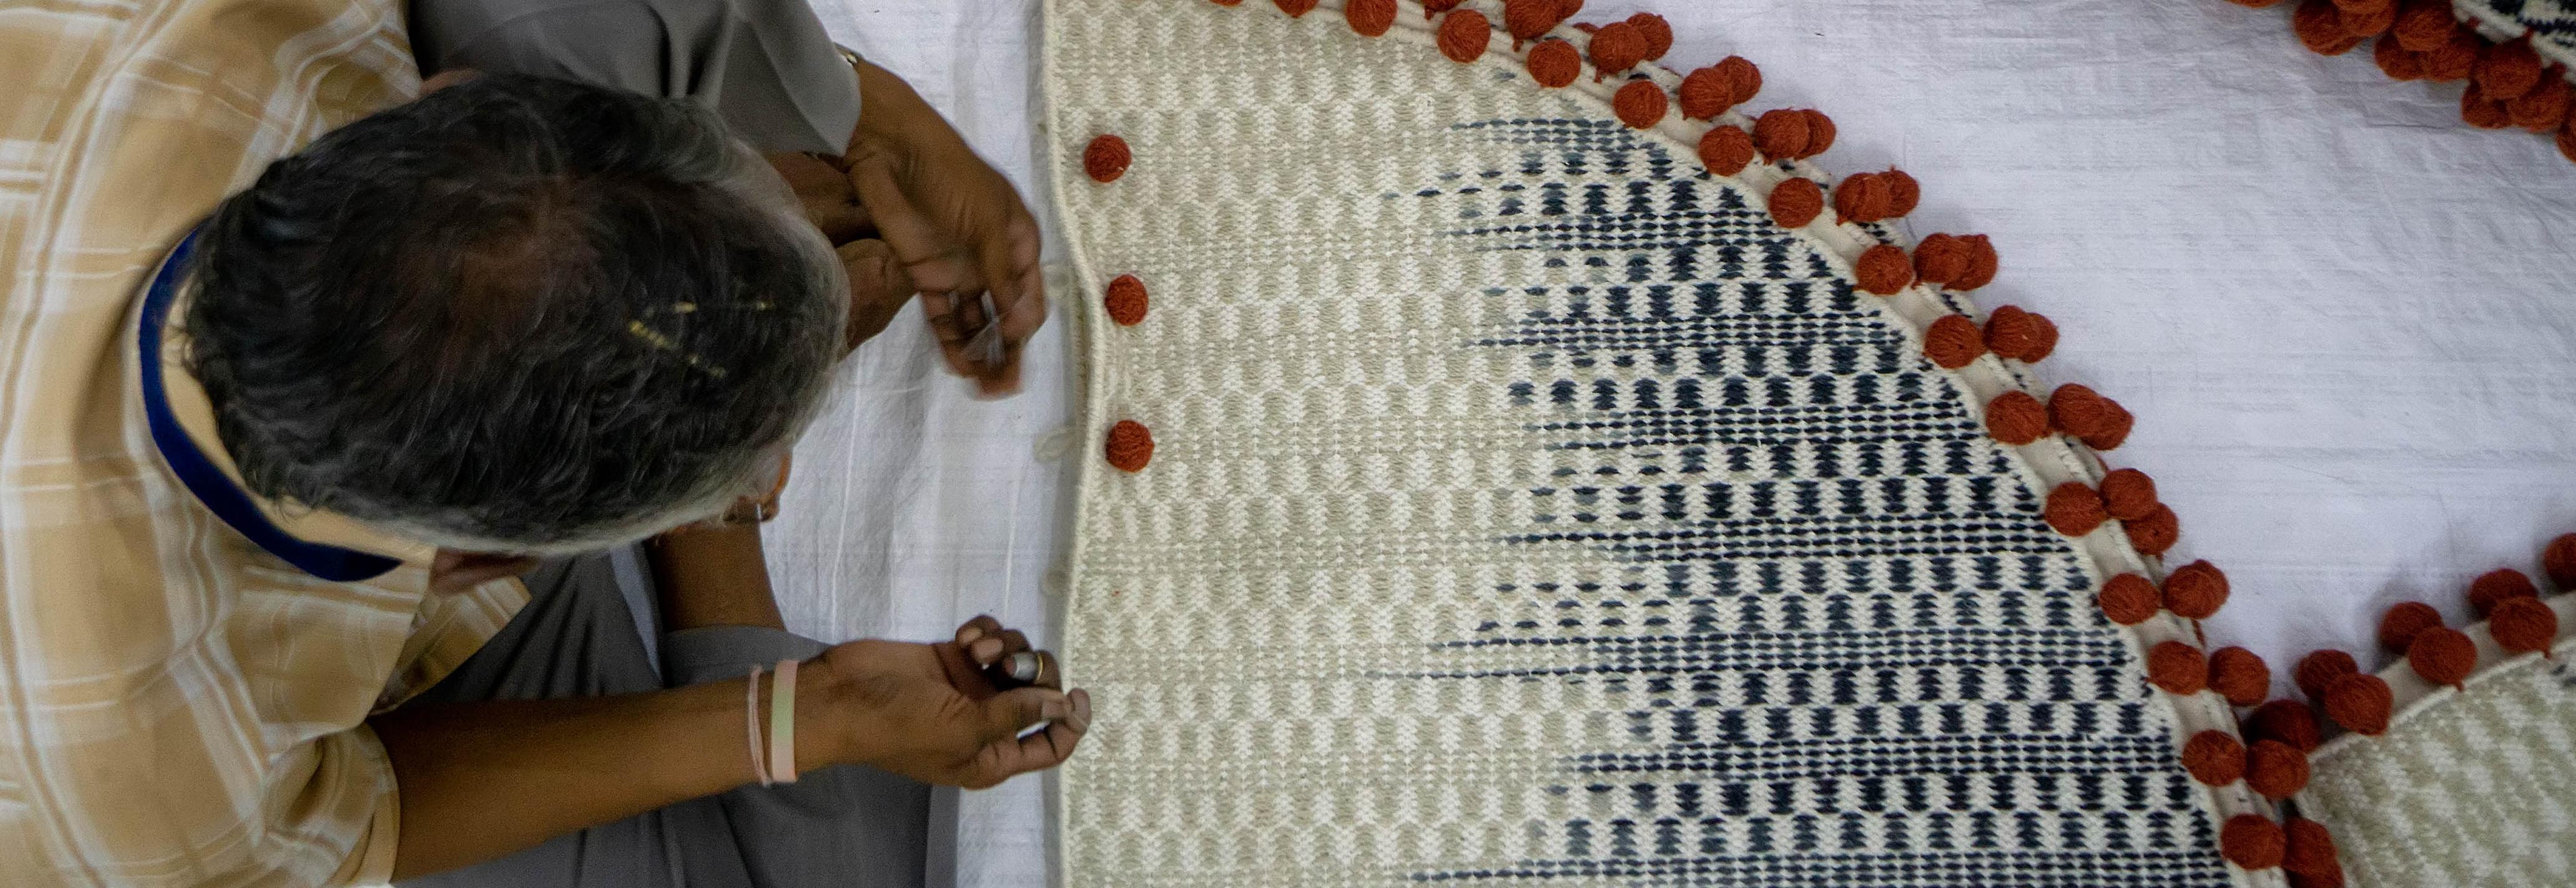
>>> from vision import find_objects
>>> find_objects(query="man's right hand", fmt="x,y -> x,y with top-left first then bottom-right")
807,616 -> 1090,789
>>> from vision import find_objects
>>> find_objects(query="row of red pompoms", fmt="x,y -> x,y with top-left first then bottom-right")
2232,0 -> 2576,163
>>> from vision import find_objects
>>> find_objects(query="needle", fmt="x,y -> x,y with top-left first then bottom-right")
965,291 -> 1006,368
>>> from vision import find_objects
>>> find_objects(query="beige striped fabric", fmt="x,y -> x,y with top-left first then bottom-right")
0,2 -> 524,885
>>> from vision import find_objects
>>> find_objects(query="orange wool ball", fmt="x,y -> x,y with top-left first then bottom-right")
1272,0 -> 1318,17
2547,533 -> 2576,588
2099,468 -> 2158,521
1768,177 -> 1824,227
2079,399 -> 2133,451
1438,9 -> 1492,64
1985,390 -> 2050,446
1627,12 -> 1675,60
1502,0 -> 1568,47
1985,307 -> 2047,361
2209,646 -> 2272,707
1835,173 -> 1893,223
2391,0 -> 2455,52
2244,739 -> 2312,798
2376,601 -> 2443,652
2406,626 -> 2477,687
1680,57 -> 1762,119
1752,108 -> 1812,159
2469,568 -> 2539,616
1951,234 -> 1999,290
1882,168 -> 1921,217
2487,596 -> 2560,655
1586,21 -> 1649,80
1697,126 -> 1756,176
2425,27 -> 2481,81
1799,109 -> 1837,157
2047,383 -> 2115,436
2045,482 -> 2108,537
2021,313 -> 2060,361
2287,864 -> 2347,888
1103,274 -> 1149,326
2180,730 -> 2247,785
1853,245 -> 1914,295
1527,39 -> 1583,88
2476,39 -> 2545,100
2247,699 -> 2325,751
1923,314 -> 1987,370
1421,0 -> 1464,15
2124,504 -> 2179,555
2295,0 -> 2365,55
2338,0 -> 2395,37
1105,420 -> 1155,472
2323,672 -> 2393,734
2282,819 -> 2343,879
2508,75 -> 2571,132
2222,814 -> 2288,869
2147,641 -> 2209,695
1345,0 -> 1396,36
1209,0 -> 1244,6
2098,573 -> 2163,626
2373,36 -> 2427,80
1614,80 -> 1669,129
1718,56 -> 1764,105
1084,135 -> 1132,183
1913,234 -> 1971,284
2163,561 -> 2231,620
2294,649 -> 2359,699
2463,82 -> 2515,128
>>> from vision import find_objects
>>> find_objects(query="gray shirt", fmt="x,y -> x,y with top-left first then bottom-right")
410,0 -> 863,155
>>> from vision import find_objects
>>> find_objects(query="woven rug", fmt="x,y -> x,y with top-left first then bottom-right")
1045,2 -> 2277,885
2221,0 -> 2576,162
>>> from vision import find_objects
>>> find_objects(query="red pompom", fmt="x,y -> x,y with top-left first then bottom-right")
1103,275 -> 1148,326
1922,314 -> 1986,369
2045,482 -> 2108,537
1272,0 -> 1318,17
1627,12 -> 1675,59
2373,36 -> 2426,80
2209,646 -> 2272,707
2508,75 -> 2571,132
1438,9 -> 1492,64
1853,244 -> 1914,295
2463,82 -> 2515,128
1768,177 -> 1823,227
1752,109 -> 1811,159
1345,0 -> 1396,36
2125,505 -> 2179,555
2561,115 -> 2576,163
1985,307 -> 2047,361
2022,313 -> 2060,361
2047,383 -> 2115,435
2244,739 -> 2312,798
2163,561 -> 2231,620
2469,568 -> 2539,616
2079,398 -> 2133,451
1105,420 -> 1155,472
2377,601 -> 2443,652
1913,234 -> 1972,284
1502,0 -> 1567,47
2406,626 -> 2476,687
2424,27 -> 2481,81
1697,126 -> 1756,176
2098,573 -> 2162,626
2295,0 -> 2365,55
2488,596 -> 2560,655
1527,39 -> 1583,88
2322,672 -> 2393,735
1882,169 -> 1921,217
1950,234 -> 1999,290
1557,0 -> 1584,17
2391,0 -> 2455,52
1614,80 -> 1669,129
2294,649 -> 2358,700
2222,814 -> 2288,869
1835,173 -> 1893,224
2476,39 -> 2544,100
2338,0 -> 2395,37
1420,0 -> 1464,16
2099,468 -> 2158,521
2287,866 -> 2347,888
2180,730 -> 2247,785
1681,57 -> 1762,119
1799,109 -> 1837,158
1209,0 -> 1245,6
1084,135 -> 1132,183
2148,640 -> 2209,695
2544,532 -> 2576,588
2247,699 -> 2325,751
1985,391 -> 2050,446
1586,21 -> 1648,80
2282,819 -> 2342,879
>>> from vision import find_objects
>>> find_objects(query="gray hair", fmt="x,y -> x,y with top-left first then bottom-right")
186,74 -> 847,555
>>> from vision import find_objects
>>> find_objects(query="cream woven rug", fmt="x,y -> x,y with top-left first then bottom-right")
1044,2 -> 2270,885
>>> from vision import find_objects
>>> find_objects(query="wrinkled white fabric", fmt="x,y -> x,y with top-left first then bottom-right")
775,2 -> 2576,886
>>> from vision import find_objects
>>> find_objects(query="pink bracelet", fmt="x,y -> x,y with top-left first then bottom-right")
746,664 -> 773,786
767,659 -> 799,784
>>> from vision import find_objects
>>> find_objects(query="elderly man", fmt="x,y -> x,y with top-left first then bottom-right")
0,0 -> 1085,886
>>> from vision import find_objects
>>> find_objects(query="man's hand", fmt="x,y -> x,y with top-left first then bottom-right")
810,616 -> 1090,789
840,60 -> 1045,396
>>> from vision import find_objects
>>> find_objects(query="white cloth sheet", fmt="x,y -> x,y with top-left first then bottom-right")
772,2 -> 2576,886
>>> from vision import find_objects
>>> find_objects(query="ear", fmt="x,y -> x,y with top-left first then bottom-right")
429,548 -> 538,596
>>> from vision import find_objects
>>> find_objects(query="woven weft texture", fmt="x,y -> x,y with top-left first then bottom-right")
1045,2 -> 2235,886
2299,639 -> 2576,887
2461,0 -> 2576,75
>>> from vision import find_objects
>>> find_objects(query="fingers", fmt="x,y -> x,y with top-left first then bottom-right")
843,147 -> 977,297
837,239 -> 912,349
964,687 -> 1091,788
977,686 -> 1071,744
956,615 -> 1004,645
767,151 -> 873,244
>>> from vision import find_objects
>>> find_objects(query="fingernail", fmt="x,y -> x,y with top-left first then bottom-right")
959,627 -> 984,643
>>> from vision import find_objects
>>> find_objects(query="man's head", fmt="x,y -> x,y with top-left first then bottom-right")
186,74 -> 847,555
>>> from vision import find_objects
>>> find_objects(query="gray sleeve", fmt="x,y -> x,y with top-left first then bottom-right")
410,0 -> 863,155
